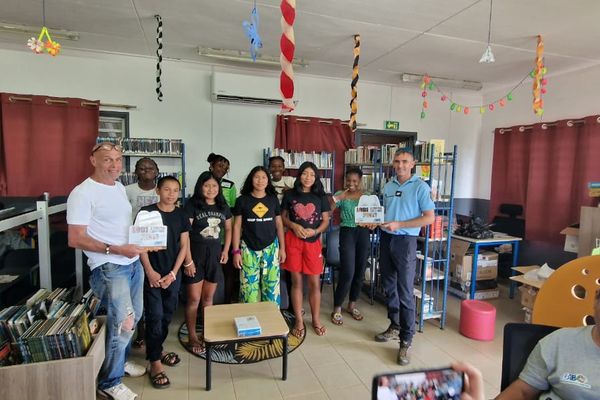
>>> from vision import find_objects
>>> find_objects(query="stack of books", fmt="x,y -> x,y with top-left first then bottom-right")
271,149 -> 333,169
0,288 -> 100,365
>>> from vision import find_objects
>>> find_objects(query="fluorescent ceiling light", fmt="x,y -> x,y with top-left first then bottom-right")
401,73 -> 483,91
198,47 -> 308,68
0,22 -> 79,41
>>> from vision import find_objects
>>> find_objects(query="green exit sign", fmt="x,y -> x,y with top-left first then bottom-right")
384,120 -> 400,130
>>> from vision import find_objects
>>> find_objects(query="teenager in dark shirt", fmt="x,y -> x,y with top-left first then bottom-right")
232,166 -> 286,306
281,161 -> 330,338
139,176 -> 190,388
182,171 -> 232,355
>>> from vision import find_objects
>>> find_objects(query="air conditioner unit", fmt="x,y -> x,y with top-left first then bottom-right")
211,72 -> 289,106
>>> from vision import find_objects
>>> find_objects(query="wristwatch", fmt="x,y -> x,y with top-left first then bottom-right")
104,243 -> 111,255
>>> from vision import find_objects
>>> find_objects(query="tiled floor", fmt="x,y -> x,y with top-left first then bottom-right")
121,281 -> 524,400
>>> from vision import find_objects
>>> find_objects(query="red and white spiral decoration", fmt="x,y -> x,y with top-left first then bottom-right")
279,0 -> 296,112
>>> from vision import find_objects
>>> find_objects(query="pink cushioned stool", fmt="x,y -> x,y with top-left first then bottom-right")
459,300 -> 496,341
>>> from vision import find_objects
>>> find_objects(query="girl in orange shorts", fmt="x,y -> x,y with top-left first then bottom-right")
281,161 -> 330,337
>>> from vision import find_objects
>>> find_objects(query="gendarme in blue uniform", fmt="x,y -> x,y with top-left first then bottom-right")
381,174 -> 435,236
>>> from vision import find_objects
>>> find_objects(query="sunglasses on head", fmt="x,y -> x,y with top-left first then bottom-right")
92,142 -> 124,154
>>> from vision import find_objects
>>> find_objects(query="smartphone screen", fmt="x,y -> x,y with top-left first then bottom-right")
373,367 -> 464,400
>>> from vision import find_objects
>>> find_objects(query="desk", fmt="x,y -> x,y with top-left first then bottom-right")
451,234 -> 522,299
203,302 -> 289,391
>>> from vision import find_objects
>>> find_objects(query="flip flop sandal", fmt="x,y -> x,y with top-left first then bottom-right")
347,308 -> 364,321
290,327 -> 305,339
331,312 -> 343,326
150,371 -> 170,389
313,325 -> 327,336
161,351 -> 181,366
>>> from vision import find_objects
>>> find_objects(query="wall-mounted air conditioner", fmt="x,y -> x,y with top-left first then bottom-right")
211,72 -> 289,106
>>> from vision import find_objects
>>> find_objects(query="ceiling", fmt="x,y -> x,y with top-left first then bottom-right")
1,0 -> 599,90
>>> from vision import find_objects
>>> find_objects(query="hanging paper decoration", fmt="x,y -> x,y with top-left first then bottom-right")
349,34 -> 360,132
419,75 -> 431,119
155,15 -> 163,102
27,26 -> 61,56
532,35 -> 547,116
26,0 -> 61,57
279,0 -> 296,112
242,1 -> 263,62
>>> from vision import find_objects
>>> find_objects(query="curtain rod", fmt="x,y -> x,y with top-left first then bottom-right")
8,96 -> 136,110
497,117 -> 600,134
281,117 -> 367,127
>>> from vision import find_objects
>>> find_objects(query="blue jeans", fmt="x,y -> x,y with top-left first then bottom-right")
90,260 -> 144,390
379,232 -> 417,343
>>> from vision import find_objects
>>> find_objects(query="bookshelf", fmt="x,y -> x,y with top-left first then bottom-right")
97,137 -> 187,201
263,148 -> 336,194
346,143 -> 458,330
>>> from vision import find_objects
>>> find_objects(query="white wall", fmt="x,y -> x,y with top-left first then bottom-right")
0,47 -> 483,197
479,64 -> 600,199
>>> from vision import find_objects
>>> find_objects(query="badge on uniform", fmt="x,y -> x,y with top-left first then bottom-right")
395,191 -> 403,197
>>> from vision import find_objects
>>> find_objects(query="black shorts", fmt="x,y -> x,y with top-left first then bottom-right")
184,240 -> 223,284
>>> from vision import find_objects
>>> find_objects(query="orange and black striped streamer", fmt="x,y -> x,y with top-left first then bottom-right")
349,34 -> 360,132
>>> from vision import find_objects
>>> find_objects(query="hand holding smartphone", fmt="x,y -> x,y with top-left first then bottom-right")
373,367 -> 464,400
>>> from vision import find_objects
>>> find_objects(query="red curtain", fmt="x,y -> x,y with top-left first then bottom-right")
274,115 -> 355,192
490,115 -> 600,244
0,93 -> 99,197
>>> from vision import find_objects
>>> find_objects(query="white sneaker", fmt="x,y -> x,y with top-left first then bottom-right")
98,383 -> 138,400
124,361 -> 146,377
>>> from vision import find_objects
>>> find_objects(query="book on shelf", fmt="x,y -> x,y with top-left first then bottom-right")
0,287 -> 99,366
97,137 -> 183,155
270,148 -> 333,169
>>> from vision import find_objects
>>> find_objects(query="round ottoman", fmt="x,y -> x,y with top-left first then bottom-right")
459,300 -> 496,341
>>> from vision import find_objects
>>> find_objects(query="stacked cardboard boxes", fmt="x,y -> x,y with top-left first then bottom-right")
449,239 -> 499,299
510,266 -> 545,323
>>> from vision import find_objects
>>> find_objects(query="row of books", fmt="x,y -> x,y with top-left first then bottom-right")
343,142 -> 411,165
414,139 -> 445,163
270,149 -> 333,169
0,288 -> 100,366
98,137 -> 184,155
119,171 -> 182,186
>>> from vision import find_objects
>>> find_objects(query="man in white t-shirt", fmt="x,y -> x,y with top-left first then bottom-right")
67,142 -> 147,400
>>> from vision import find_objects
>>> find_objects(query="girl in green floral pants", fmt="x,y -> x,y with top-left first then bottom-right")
232,166 -> 286,306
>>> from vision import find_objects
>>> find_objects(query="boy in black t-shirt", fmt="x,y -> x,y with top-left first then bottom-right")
139,176 -> 190,388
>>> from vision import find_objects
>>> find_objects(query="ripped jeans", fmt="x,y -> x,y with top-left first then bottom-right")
90,259 -> 143,390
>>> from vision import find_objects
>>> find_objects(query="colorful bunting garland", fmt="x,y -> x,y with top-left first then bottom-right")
419,35 -> 548,119
419,70 -> 547,119
279,0 -> 296,112
27,26 -> 61,56
349,34 -> 360,132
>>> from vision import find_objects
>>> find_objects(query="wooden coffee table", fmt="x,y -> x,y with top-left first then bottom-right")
203,302 -> 289,390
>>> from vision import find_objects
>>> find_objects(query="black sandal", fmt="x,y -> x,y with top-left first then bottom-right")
150,371 -> 170,389
161,351 -> 181,367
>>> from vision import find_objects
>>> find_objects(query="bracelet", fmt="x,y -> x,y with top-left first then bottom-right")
183,260 -> 194,267
170,271 -> 176,280
232,249 -> 242,255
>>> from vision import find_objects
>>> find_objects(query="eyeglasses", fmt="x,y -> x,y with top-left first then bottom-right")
92,142 -> 124,154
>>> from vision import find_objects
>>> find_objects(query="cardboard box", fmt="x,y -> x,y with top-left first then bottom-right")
560,226 -> 579,253
450,240 -> 498,283
447,285 -> 500,300
519,285 -> 539,309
